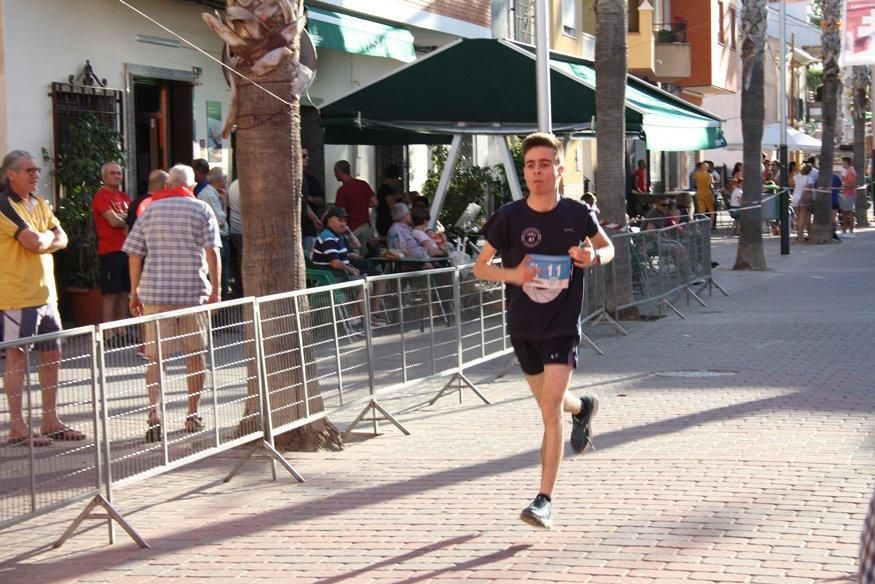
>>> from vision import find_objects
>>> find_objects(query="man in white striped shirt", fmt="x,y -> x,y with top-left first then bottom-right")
123,164 -> 221,443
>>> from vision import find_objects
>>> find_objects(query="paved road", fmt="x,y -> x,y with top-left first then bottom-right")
0,228 -> 873,583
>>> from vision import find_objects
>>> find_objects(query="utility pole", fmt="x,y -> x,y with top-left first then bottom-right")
535,0 -> 551,132
779,0 -> 789,255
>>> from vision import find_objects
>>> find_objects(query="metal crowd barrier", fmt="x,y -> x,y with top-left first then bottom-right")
578,264 -> 628,355
0,327 -> 100,533
609,217 -> 727,320
1,225 -> 730,550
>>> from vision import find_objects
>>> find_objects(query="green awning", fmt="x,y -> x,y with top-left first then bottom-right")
320,38 -> 725,150
306,7 -> 416,63
558,62 -> 727,150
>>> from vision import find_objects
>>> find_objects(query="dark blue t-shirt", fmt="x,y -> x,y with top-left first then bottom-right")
486,197 -> 599,340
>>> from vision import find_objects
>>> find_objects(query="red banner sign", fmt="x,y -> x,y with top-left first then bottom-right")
844,0 -> 875,66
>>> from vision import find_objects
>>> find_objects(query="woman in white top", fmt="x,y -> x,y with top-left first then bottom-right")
729,178 -> 743,235
791,165 -> 813,241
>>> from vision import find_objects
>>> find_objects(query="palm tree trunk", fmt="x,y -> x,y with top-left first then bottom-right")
734,0 -> 767,270
853,66 -> 870,227
595,0 -> 636,316
809,0 -> 842,244
206,0 -> 339,449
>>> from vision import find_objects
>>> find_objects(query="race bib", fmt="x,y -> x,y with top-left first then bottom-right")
522,254 -> 571,304
527,254 -> 571,289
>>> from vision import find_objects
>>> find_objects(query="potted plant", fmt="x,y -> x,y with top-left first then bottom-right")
44,113 -> 126,326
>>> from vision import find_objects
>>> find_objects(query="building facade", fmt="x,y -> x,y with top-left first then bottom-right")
0,0 -> 490,203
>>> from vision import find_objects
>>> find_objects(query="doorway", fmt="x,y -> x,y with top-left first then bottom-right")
130,76 -> 193,194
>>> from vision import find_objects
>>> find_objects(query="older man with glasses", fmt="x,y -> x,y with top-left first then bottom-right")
0,150 -> 85,445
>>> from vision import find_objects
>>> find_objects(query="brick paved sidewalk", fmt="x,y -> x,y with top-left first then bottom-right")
1,229 -> 873,583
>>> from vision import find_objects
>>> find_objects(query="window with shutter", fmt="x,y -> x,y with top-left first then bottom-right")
562,0 -> 577,37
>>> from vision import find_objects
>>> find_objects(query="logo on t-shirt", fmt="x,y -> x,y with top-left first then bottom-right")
520,227 -> 542,248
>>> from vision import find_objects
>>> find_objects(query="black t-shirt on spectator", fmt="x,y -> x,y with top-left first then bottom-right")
301,172 -> 325,237
375,184 -> 397,237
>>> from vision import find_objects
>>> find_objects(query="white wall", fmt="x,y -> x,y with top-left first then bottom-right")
5,0 -> 233,197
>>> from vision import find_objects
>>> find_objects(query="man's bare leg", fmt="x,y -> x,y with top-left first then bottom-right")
526,365 -> 576,497
4,348 -> 30,439
185,353 -> 206,416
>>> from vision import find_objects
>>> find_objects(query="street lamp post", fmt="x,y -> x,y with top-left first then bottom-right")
535,0 -> 551,133
779,0 -> 789,255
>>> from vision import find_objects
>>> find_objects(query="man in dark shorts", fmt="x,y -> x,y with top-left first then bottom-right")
0,150 -> 85,445
92,161 -> 131,334
473,133 -> 614,529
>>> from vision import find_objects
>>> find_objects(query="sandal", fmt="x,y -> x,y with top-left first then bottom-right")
41,426 -> 86,441
9,433 -> 53,447
145,411 -> 162,443
184,414 -> 204,433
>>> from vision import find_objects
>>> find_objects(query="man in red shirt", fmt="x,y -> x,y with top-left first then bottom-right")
91,162 -> 131,331
634,159 -> 649,193
840,156 -> 858,238
333,160 -> 375,256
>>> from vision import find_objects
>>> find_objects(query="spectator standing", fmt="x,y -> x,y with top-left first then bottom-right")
192,158 -> 209,195
0,150 -> 83,445
91,162 -> 131,332
693,162 -> 716,230
375,165 -> 402,238
300,148 -> 325,256
123,164 -> 221,442
127,170 -> 168,229
807,156 -> 820,186
472,133 -> 612,529
840,156 -> 858,238
302,149 -> 325,216
199,167 -> 231,294
633,160 -> 649,193
729,177 -> 743,235
334,160 -> 375,257
226,178 -> 243,298
791,164 -> 814,242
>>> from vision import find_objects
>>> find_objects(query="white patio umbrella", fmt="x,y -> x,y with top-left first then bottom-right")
760,122 -> 822,152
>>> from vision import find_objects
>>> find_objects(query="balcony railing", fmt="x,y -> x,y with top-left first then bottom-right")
653,20 -> 688,44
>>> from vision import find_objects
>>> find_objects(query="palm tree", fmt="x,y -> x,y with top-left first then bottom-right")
733,0 -> 767,270
853,66 -> 870,228
808,0 -> 842,244
594,0 -> 634,316
203,0 -> 340,449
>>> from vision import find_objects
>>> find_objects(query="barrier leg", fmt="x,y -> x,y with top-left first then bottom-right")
428,373 -> 490,406
593,311 -> 628,336
660,298 -> 687,319
223,440 -> 304,484
579,333 -> 604,356
343,399 -> 410,439
54,495 -> 149,549
686,286 -> 709,308
709,277 -> 730,297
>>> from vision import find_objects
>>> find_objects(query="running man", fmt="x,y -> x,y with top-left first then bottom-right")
473,132 -> 614,529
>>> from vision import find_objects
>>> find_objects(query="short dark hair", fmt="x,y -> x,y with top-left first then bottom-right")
384,164 -> 402,179
842,156 -> 853,165
410,207 -> 430,227
334,160 -> 351,175
522,132 -> 563,160
192,158 -> 209,175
